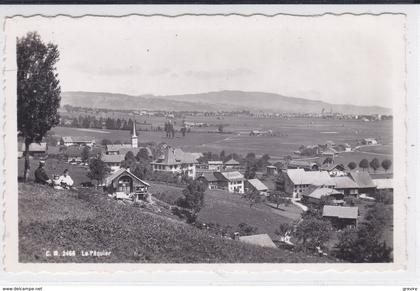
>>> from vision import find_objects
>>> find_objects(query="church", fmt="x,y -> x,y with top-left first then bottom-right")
101,121 -> 152,172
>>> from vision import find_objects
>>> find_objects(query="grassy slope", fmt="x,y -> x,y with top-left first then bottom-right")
19,183 -> 333,263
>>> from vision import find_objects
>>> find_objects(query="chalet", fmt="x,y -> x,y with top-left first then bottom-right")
224,158 -> 241,170
332,176 -> 359,196
104,168 -> 150,202
349,171 -> 376,195
245,178 -> 269,196
60,136 -> 95,148
197,172 -> 220,190
320,163 -> 346,177
208,160 -> 223,171
287,160 -> 318,171
301,185 -> 344,205
363,138 -> 378,145
214,171 -> 245,194
65,147 -> 82,164
20,142 -> 47,156
101,154 -> 125,172
283,169 -> 335,199
266,165 -> 278,176
239,234 -> 277,249
322,205 -> 359,229
150,147 -> 199,179
373,178 -> 393,191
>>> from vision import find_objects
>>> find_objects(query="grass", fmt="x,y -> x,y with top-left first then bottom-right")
19,182 -> 333,263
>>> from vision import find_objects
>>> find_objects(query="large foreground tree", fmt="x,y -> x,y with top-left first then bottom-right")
17,32 -> 61,180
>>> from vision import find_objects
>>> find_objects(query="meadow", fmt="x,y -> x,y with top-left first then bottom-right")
52,117 -> 393,162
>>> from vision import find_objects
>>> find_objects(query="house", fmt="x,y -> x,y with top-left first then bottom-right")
321,148 -> 338,158
266,165 -> 278,176
349,171 -> 376,195
106,144 -> 133,155
197,172 -> 220,190
208,160 -> 223,171
64,147 -> 82,164
238,234 -> 277,249
283,168 -> 335,199
373,178 -> 393,191
104,168 -> 150,202
151,147 -> 199,179
320,163 -> 346,177
363,138 -> 378,145
20,142 -> 47,156
332,176 -> 359,196
245,178 -> 269,196
287,160 -> 318,171
101,154 -> 125,172
224,158 -> 241,170
322,205 -> 359,228
60,136 -> 95,148
214,171 -> 245,194
301,185 -> 344,205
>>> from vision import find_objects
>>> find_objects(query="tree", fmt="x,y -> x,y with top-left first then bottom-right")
237,222 -> 258,236
323,157 -> 333,165
243,189 -> 263,208
295,214 -> 332,251
17,32 -> 61,180
81,146 -> 90,162
180,126 -> 186,137
347,161 -> 357,170
136,148 -> 151,162
101,139 -> 112,146
369,158 -> 380,173
218,124 -> 224,133
381,159 -> 392,172
244,164 -> 257,179
178,180 -> 206,223
359,159 -> 369,171
87,158 -> 110,186
268,190 -> 291,209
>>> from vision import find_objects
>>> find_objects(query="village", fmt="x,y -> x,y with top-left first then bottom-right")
18,117 -> 393,257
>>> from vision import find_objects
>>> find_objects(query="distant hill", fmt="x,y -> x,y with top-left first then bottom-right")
61,91 -> 391,115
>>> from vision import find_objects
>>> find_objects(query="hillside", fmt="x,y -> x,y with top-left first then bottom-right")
19,183 -> 333,263
61,91 -> 391,115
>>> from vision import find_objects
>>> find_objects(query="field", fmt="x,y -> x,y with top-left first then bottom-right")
52,117 -> 393,163
152,184 -> 302,237
18,182 -> 333,263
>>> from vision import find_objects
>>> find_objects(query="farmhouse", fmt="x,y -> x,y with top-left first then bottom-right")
197,172 -> 220,190
208,160 -> 223,171
104,168 -> 150,202
214,171 -> 245,194
332,176 -> 359,196
349,171 -> 376,195
283,168 -> 335,199
60,136 -> 95,148
363,138 -> 378,145
320,163 -> 346,177
238,234 -> 277,249
287,160 -> 318,171
301,185 -> 344,205
373,178 -> 393,191
20,142 -> 47,156
322,205 -> 359,228
266,165 -> 278,176
224,158 -> 241,170
101,154 -> 125,172
151,147 -> 199,179
245,178 -> 269,196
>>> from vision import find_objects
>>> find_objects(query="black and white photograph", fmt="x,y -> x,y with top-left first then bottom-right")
3,12 -> 407,271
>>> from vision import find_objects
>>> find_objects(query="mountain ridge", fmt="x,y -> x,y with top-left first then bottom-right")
61,90 -> 391,115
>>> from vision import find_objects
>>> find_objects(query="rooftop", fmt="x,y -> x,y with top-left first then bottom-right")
247,178 -> 268,191
323,205 -> 359,219
332,176 -> 358,189
302,186 -> 342,200
104,168 -> 150,188
349,171 -> 376,188
224,158 -> 240,165
61,136 -> 95,143
101,154 -> 125,164
286,169 -> 334,186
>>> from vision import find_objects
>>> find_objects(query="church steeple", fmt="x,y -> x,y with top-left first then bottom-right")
131,121 -> 138,148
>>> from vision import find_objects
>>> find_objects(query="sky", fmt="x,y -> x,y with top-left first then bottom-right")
6,14 -> 405,108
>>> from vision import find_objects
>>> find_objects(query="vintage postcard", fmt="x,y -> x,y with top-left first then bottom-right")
2,8 -> 409,276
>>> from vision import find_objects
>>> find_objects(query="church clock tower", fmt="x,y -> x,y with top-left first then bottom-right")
131,121 -> 138,148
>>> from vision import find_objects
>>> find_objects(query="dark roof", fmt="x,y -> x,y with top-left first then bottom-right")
198,172 -> 220,183
350,171 -> 376,188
